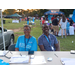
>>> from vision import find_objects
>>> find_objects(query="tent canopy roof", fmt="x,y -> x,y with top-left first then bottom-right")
44,10 -> 64,15
10,13 -> 22,17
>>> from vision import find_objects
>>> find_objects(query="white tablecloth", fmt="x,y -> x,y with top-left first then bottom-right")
58,26 -> 74,36
12,20 -> 19,23
0,51 -> 75,65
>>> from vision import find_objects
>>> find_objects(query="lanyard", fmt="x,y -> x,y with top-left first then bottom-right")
24,35 -> 30,51
44,34 -> 54,51
44,34 -> 51,46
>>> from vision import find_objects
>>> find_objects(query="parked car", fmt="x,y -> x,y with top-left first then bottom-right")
0,27 -> 15,50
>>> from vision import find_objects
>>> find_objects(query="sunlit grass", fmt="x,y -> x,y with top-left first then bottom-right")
0,18 -> 75,51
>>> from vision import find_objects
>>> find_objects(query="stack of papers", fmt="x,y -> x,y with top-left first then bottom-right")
61,58 -> 75,65
0,51 -> 9,56
9,55 -> 29,64
30,56 -> 46,65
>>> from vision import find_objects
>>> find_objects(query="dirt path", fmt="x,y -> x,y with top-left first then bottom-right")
10,28 -> 23,36
10,28 -> 22,32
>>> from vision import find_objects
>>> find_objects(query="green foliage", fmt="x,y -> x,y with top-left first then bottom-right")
2,9 -> 49,17
60,9 -> 74,17
3,9 -> 17,15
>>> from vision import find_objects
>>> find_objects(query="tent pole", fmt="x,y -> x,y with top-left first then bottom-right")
0,9 -> 6,50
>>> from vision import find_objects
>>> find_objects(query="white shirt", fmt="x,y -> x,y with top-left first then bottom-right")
59,18 -> 67,29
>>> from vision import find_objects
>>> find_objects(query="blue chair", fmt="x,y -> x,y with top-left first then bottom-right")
8,44 -> 16,51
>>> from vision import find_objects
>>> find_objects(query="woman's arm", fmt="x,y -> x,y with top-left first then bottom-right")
15,48 -> 19,51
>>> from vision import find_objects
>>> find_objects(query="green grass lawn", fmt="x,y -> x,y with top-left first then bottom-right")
0,18 -> 75,51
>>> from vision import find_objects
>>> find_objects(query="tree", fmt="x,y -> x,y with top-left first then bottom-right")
37,9 -> 49,17
60,9 -> 74,17
17,9 -> 23,15
2,9 -> 17,15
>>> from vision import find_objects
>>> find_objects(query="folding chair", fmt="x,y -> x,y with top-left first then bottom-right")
8,44 -> 16,51
58,40 -> 60,51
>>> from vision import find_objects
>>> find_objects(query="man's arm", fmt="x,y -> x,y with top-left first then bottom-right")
39,45 -> 46,51
15,48 -> 19,51
55,43 -> 60,51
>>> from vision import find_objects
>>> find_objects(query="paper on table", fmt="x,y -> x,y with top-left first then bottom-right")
0,51 -> 9,56
9,55 -> 29,64
61,58 -> 75,65
30,56 -> 46,65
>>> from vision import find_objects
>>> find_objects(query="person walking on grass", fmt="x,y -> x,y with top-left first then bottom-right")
52,16 -> 59,36
59,15 -> 67,38
27,16 -> 29,25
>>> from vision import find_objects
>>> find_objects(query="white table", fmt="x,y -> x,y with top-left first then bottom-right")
58,26 -> 74,36
0,51 -> 75,65
12,20 -> 19,23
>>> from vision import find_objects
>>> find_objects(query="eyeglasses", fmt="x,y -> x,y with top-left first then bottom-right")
24,29 -> 30,31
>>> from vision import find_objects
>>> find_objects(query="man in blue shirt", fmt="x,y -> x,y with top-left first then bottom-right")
15,25 -> 37,51
38,24 -> 59,51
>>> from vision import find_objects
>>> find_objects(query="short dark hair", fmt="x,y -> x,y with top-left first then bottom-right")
42,23 -> 49,28
24,25 -> 31,30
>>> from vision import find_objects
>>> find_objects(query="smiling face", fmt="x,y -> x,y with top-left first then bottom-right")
42,25 -> 49,34
24,26 -> 31,36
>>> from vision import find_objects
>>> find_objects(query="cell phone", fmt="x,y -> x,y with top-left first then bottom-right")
28,51 -> 34,55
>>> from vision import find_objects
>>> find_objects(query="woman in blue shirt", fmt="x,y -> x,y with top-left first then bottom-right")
15,25 -> 37,51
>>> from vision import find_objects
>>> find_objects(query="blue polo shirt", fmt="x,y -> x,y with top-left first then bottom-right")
15,35 -> 37,51
38,34 -> 58,51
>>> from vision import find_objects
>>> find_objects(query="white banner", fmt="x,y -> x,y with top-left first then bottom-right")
12,20 -> 19,23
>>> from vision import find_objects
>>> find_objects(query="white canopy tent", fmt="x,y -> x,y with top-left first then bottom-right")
0,9 -> 6,50
0,9 -> 9,56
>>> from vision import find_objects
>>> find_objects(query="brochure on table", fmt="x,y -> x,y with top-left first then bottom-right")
61,58 -> 75,65
9,55 -> 29,64
9,55 -> 46,64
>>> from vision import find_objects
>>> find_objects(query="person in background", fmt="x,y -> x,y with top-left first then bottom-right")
41,17 -> 43,21
42,17 -> 45,26
59,15 -> 67,38
49,19 -> 52,24
58,17 -> 61,30
51,15 -> 55,21
19,18 -> 21,22
72,21 -> 75,33
52,16 -> 59,36
57,16 -> 60,21
27,16 -> 29,25
69,18 -> 73,26
49,23 -> 54,34
15,25 -> 37,51
66,20 -> 70,35
38,24 -> 59,51
33,16 -> 35,22
41,17 -> 43,25
25,17 -> 26,21
40,17 -> 42,26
